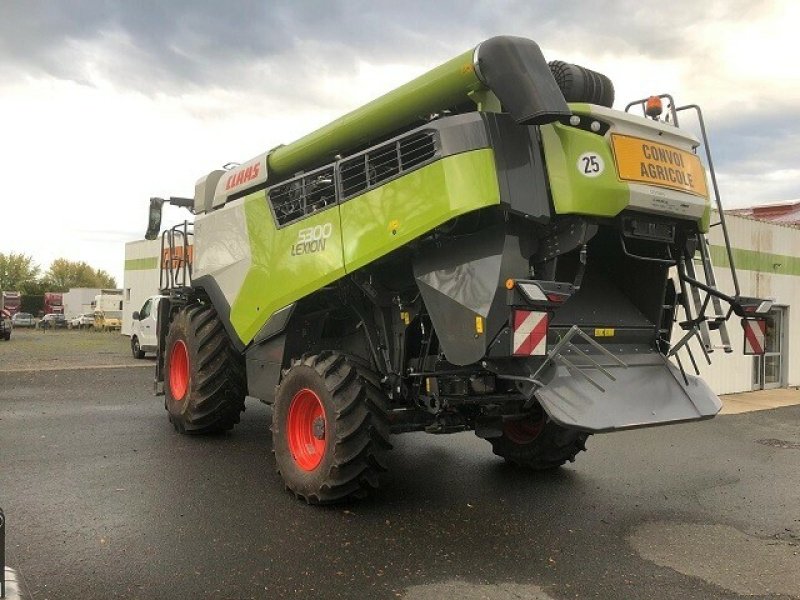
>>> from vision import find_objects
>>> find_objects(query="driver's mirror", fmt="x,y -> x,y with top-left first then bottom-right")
132,311 -> 140,321
742,318 -> 767,355
145,197 -> 164,241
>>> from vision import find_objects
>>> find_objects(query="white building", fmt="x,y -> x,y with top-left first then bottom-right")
122,239 -> 162,336
689,212 -> 798,394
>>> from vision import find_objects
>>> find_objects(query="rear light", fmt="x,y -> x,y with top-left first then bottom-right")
510,279 -> 574,307
517,282 -> 547,302
545,292 -> 569,304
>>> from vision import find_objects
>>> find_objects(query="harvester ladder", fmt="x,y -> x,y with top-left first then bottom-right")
681,237 -> 732,353
698,236 -> 732,352
159,221 -> 193,292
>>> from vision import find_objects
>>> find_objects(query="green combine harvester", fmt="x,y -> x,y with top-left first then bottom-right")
145,36 -> 770,503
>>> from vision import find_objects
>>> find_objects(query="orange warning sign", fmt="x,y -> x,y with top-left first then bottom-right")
611,134 -> 708,197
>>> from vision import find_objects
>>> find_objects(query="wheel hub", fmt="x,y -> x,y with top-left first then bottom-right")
168,340 -> 189,400
287,388 -> 327,471
504,414 -> 546,445
312,416 -> 326,440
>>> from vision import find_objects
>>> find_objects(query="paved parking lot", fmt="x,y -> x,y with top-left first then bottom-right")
1,362 -> 799,599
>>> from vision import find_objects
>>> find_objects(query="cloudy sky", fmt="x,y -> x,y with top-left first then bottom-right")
0,0 -> 797,285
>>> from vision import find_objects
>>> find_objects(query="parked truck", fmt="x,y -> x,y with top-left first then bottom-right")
144,36 -> 770,504
1,291 -> 22,316
43,292 -> 64,315
93,289 -> 124,331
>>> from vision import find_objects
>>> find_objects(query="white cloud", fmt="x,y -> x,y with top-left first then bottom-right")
1,1 -> 798,285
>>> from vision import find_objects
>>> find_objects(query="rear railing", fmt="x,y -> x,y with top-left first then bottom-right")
159,221 -> 193,293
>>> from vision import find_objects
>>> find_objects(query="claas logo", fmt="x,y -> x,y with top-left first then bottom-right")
225,162 -> 262,190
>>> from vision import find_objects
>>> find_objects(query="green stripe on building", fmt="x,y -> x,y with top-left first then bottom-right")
709,245 -> 800,276
124,257 -> 159,271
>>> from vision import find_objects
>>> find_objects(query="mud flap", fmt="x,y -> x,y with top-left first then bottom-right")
534,351 -> 721,433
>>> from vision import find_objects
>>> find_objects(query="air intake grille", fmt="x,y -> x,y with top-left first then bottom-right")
268,166 -> 336,227
340,131 -> 438,200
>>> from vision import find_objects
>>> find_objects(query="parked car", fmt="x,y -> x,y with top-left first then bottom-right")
68,313 -> 95,329
130,295 -> 163,358
0,309 -> 11,340
11,312 -> 35,327
38,313 -> 67,329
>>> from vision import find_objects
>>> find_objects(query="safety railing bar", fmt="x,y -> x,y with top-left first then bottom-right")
564,341 -> 617,381
676,103 -> 740,296
556,355 -> 607,393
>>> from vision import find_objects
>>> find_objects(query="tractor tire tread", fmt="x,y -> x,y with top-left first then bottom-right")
164,304 -> 246,435
273,352 -> 392,504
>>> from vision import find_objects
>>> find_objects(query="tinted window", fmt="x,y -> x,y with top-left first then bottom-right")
140,299 -> 152,319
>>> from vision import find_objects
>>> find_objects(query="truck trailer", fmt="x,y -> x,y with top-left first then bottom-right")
1,291 -> 22,316
43,292 -> 64,315
144,36 -> 769,504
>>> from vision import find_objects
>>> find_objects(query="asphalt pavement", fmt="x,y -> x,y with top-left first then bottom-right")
0,367 -> 798,599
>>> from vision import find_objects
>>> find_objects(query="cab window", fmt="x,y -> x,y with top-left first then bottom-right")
140,299 -> 152,320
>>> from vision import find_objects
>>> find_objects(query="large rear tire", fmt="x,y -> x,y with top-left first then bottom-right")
272,352 -> 391,504
488,408 -> 589,470
164,304 -> 246,434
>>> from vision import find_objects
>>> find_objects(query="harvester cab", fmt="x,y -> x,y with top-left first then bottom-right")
144,35 -> 770,504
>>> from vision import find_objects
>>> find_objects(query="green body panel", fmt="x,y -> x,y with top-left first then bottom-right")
227,149 -> 499,344
541,104 -> 712,233
340,149 -> 501,272
540,122 -> 630,217
230,195 -> 347,344
267,50 -> 483,178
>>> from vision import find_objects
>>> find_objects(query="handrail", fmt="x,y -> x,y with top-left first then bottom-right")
675,104 -> 740,296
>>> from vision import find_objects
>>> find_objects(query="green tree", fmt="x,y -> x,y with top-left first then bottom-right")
94,269 -> 117,288
44,259 -> 117,290
0,252 -> 40,290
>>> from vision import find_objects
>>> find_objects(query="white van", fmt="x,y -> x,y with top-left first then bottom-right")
130,295 -> 164,358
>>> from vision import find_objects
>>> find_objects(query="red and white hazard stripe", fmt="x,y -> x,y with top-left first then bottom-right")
743,319 -> 766,355
512,310 -> 548,356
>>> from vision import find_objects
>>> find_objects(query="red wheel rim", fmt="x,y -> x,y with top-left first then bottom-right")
504,415 -> 545,445
169,340 -> 189,400
287,388 -> 327,471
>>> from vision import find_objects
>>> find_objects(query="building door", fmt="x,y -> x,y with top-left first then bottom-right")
752,306 -> 787,390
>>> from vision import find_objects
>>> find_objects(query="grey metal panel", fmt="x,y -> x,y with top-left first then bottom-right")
549,267 -> 653,328
433,112 -> 490,156
253,303 -> 296,345
245,335 -> 286,404
483,112 -> 551,223
534,350 -> 721,432
413,223 -> 531,366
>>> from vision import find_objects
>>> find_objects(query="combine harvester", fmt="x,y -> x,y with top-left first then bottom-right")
144,36 -> 770,503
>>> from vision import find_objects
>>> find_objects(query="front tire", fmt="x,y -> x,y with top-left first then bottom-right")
164,304 -> 246,434
272,352 -> 391,504
488,408 -> 589,470
131,336 -> 145,359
